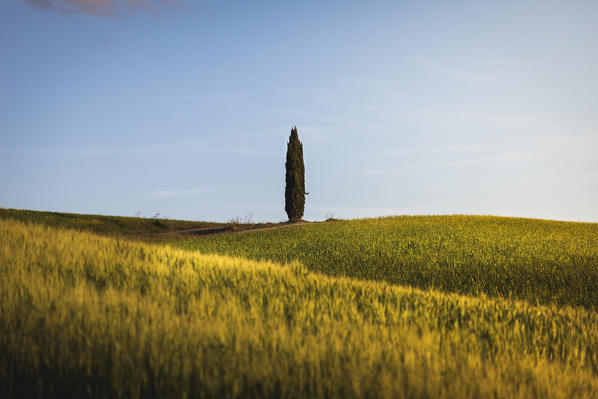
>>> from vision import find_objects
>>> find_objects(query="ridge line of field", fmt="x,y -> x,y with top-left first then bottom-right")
156,221 -> 312,237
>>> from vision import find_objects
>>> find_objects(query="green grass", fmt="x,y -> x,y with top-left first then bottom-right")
171,215 -> 598,309
0,208 -> 282,240
2,218 -> 597,398
0,207 -> 221,238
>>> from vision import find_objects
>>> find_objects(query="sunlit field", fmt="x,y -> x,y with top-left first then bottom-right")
172,215 -> 598,309
1,217 -> 598,398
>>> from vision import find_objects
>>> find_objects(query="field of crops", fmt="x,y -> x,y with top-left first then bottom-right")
1,217 -> 598,398
171,215 -> 598,309
0,208 -> 222,237
0,208 -> 283,240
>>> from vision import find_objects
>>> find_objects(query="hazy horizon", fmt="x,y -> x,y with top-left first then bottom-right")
1,1 -> 597,223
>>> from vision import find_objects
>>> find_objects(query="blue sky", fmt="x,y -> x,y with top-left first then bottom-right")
1,1 -> 597,222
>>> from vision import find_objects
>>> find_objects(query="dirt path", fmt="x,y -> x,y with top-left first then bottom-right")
157,221 -> 311,237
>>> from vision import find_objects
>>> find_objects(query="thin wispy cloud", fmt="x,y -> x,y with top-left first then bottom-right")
518,134 -> 598,148
407,55 -> 495,83
552,171 -> 598,181
154,93 -> 247,105
378,144 -> 484,155
26,0 -> 181,16
422,185 -> 449,196
151,188 -> 213,198
359,155 -> 513,176
5,138 -> 277,159
516,135 -> 598,161
298,126 -> 329,142
7,138 -> 204,157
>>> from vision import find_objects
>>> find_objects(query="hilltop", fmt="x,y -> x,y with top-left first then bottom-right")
0,208 -> 284,240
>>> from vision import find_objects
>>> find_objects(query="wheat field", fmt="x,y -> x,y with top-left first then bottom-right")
172,215 -> 598,309
1,217 -> 598,398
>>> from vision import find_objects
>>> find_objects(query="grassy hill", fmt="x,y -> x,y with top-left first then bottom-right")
1,218 -> 597,398
171,215 -> 598,309
0,208 -> 277,240
0,208 -> 220,238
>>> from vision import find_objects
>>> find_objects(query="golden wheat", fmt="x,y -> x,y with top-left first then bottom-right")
1,219 -> 598,397
172,215 -> 598,308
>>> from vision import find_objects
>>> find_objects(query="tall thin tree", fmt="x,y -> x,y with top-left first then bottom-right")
285,126 -> 305,222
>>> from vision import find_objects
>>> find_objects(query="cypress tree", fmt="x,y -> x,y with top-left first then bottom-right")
285,126 -> 305,222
